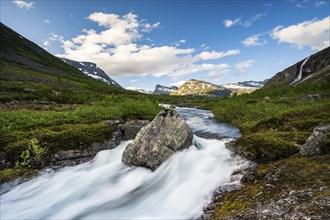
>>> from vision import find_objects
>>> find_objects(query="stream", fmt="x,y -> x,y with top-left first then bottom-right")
1,107 -> 247,219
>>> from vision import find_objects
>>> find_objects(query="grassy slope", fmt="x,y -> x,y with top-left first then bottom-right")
0,22 -> 132,103
0,23 -> 171,182
196,74 -> 330,218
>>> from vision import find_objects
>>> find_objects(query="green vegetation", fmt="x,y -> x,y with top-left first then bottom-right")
211,154 -> 330,218
198,77 -> 330,218
15,138 -> 47,167
197,77 -> 330,162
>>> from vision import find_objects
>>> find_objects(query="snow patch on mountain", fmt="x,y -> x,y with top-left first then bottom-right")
59,58 -> 122,88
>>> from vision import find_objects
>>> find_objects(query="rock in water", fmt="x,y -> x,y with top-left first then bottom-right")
300,124 -> 330,156
122,109 -> 193,171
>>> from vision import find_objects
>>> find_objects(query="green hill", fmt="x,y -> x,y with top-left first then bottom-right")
0,22 -> 129,103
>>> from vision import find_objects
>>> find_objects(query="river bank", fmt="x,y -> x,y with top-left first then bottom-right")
1,107 -> 249,219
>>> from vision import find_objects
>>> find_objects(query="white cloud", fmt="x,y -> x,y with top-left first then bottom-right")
205,64 -> 231,80
170,80 -> 186,87
288,0 -> 328,8
172,39 -> 187,47
130,79 -> 139,83
223,13 -> 266,28
42,40 -> 50,47
142,22 -> 160,33
242,13 -> 266,27
235,60 -> 255,74
315,1 -> 328,7
223,18 -> 241,28
44,19 -> 50,24
49,33 -> 64,42
242,34 -> 267,47
13,0 -> 34,9
271,16 -> 330,50
57,12 -> 240,78
196,50 -> 240,60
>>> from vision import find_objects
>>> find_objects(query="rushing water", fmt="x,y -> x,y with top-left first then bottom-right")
1,107 -> 247,219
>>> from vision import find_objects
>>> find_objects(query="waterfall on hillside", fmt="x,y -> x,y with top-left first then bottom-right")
290,56 -> 310,85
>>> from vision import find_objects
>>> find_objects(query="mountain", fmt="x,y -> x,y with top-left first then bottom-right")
222,80 -> 267,95
265,47 -> 330,86
152,85 -> 178,94
237,80 -> 267,88
125,87 -> 152,94
170,79 -> 232,97
0,22 -> 126,103
60,58 -> 122,88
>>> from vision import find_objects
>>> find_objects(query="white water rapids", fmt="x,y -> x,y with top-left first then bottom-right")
1,107 -> 247,219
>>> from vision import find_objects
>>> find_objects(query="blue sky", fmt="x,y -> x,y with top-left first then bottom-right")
1,0 -> 329,91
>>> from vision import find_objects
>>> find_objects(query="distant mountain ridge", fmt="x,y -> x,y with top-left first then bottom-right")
237,80 -> 267,88
222,80 -> 267,95
171,79 -> 232,97
265,47 -> 330,86
152,85 -> 178,94
60,58 -> 122,88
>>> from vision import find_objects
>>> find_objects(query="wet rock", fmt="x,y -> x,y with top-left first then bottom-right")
240,162 -> 258,184
122,109 -> 193,171
300,124 -> 330,156
51,138 -> 121,167
225,141 -> 257,160
118,120 -> 150,140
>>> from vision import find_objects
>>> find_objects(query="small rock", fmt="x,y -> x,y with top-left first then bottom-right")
263,96 -> 271,102
300,124 -> 330,156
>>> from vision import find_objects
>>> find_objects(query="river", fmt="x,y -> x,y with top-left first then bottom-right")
1,107 -> 247,219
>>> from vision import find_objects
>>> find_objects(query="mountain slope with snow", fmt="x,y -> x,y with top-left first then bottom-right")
60,58 -> 122,88
171,79 -> 232,97
222,80 -> 267,95
152,85 -> 178,94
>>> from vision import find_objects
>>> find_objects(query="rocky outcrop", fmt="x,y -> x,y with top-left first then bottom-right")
48,120 -> 149,168
122,109 -> 193,171
300,124 -> 330,156
225,138 -> 298,163
223,187 -> 330,220
118,120 -> 150,140
60,58 -> 122,87
152,85 -> 178,94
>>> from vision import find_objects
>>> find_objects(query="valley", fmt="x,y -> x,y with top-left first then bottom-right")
1,7 -> 330,219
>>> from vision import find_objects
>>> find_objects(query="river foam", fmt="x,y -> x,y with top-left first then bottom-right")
1,107 -> 246,219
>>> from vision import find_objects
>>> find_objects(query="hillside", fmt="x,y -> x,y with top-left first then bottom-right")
196,48 -> 330,219
171,79 -> 232,97
0,23 -> 164,182
265,46 -> 330,86
60,58 -> 122,88
0,22 -> 127,104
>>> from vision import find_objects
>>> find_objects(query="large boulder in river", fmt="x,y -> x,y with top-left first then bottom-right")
300,124 -> 330,156
122,109 -> 193,171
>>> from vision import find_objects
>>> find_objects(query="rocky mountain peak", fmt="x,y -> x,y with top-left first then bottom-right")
60,58 -> 122,88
